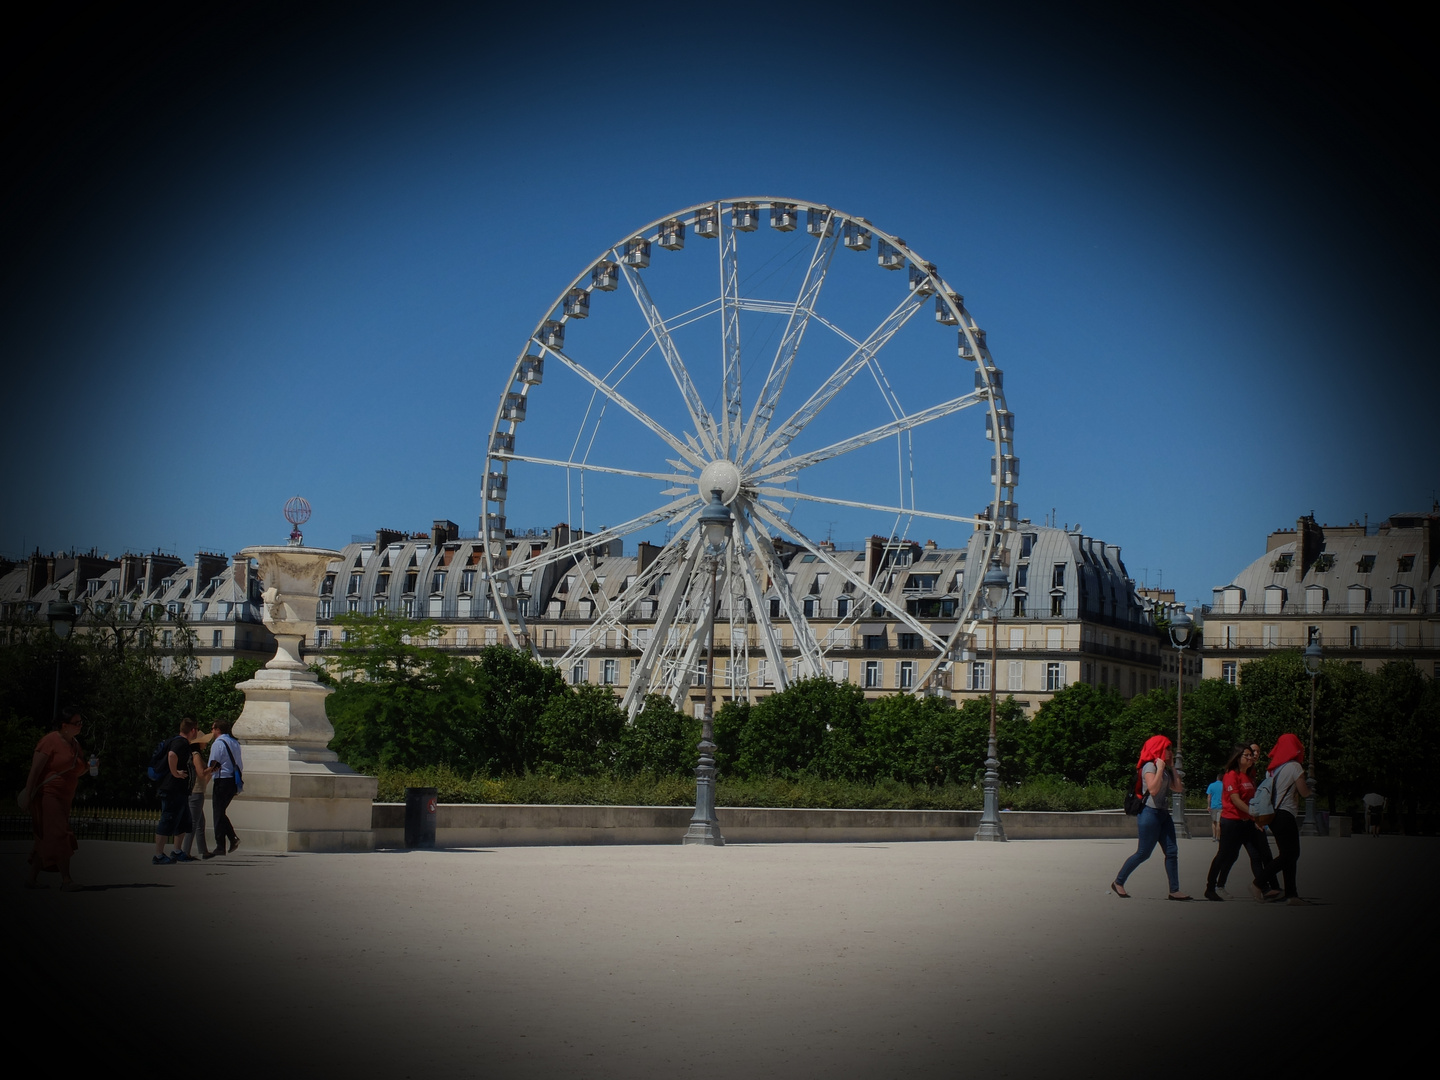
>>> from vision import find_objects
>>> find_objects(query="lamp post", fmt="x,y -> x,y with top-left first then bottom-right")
45,589 -> 79,725
683,488 -> 732,846
974,554 -> 1010,842
1301,637 -> 1323,836
1167,608 -> 1193,839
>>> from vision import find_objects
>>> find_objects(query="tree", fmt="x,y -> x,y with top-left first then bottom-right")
537,683 -> 626,777
1107,680 -> 1241,790
1026,682 -> 1123,785
728,678 -> 864,779
617,695 -> 701,777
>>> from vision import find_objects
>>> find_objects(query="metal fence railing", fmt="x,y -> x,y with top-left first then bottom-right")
1,806 -> 159,844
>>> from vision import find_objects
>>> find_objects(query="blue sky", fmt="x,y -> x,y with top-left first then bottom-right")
2,3 -> 1435,609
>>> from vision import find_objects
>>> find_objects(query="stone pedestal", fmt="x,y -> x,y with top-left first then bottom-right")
229,544 -> 378,852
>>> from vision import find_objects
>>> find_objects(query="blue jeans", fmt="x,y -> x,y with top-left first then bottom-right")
1116,805 -> 1179,893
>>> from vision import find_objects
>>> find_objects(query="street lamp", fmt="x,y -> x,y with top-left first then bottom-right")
974,553 -> 1010,842
1167,608 -> 1193,839
1301,637 -> 1323,836
683,488 -> 733,846
46,589 -> 79,725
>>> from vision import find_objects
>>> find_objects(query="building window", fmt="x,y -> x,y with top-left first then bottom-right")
432,572 -> 446,593
319,599 -> 332,619
836,596 -> 850,617
1013,594 -> 1027,617
898,661 -> 916,689
162,630 -> 173,647
1349,625 -> 1361,647
1306,625 -> 1320,644
485,627 -> 498,645
602,659 -> 617,685
1224,625 -> 1238,648
898,632 -> 920,650
1397,554 -> 1415,572
1050,594 -> 1064,617
1222,661 -> 1237,685
347,599 -> 359,613
769,598 -> 781,619
1014,565 -> 1028,589
462,569 -> 476,592
570,661 -> 586,685
316,629 -> 330,647
864,660 -> 882,688
1357,554 -> 1376,573
830,660 -> 847,682
374,598 -> 388,614
803,598 -> 816,618
212,630 -> 223,648
1130,671 -> 1137,696
1390,624 -> 1407,648
1262,625 -> 1278,648
1052,564 -> 1066,589
1009,627 -> 1024,650
1046,662 -> 1065,691
970,660 -> 989,691
1392,587 -> 1413,610
1007,660 -> 1023,691
1046,626 -> 1063,650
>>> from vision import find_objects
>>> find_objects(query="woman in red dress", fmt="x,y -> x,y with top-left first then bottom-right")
22,707 -> 91,890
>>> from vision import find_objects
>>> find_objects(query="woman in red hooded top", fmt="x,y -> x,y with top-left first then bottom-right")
1111,735 -> 1190,900
1266,733 -> 1313,905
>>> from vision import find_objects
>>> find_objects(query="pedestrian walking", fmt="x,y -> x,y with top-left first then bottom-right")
1266,733 -> 1312,906
1204,745 -> 1281,902
1362,792 -> 1385,837
1111,735 -> 1190,901
20,706 -> 91,890
179,725 -> 219,860
1206,773 -> 1224,841
1213,739 -> 1278,900
209,719 -> 243,855
153,719 -> 196,864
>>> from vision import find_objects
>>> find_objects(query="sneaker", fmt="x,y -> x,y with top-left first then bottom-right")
1218,887 -> 1236,900
1204,887 -> 1223,902
169,851 -> 194,863
228,838 -> 241,854
152,854 -> 173,865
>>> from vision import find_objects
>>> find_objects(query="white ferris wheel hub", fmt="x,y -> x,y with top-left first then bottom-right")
697,459 -> 742,504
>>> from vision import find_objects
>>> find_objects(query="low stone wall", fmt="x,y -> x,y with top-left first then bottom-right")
371,804 -> 1239,846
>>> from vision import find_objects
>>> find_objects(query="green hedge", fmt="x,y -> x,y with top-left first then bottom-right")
371,765 -> 1192,812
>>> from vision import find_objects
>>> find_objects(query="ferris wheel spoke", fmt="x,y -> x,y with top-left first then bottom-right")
750,390 -> 988,483
619,261 -> 723,460
737,508 -> 826,680
539,343 -> 704,468
495,451 -> 694,486
752,487 -> 986,527
749,502 -> 951,656
738,223 -> 841,462
492,496 -> 699,586
719,214 -> 742,458
746,292 -> 925,468
554,540 -> 682,670
619,530 -> 704,714
730,515 -> 791,692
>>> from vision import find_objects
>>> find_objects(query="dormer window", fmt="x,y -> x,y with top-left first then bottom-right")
375,574 -> 390,593
1397,554 -> 1416,573
1357,554 -> 1376,573
1271,553 -> 1293,573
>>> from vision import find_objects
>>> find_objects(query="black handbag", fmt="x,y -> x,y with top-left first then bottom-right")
1123,769 -> 1146,816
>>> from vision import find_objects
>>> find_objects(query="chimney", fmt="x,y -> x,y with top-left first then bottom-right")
375,528 -> 405,548
194,552 -> 228,594
431,519 -> 459,547
636,541 -> 662,576
234,556 -> 251,599
1297,515 -> 1324,582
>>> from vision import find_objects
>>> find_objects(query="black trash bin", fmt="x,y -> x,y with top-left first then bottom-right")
404,787 -> 438,848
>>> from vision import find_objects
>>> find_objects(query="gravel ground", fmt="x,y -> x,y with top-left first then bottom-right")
5,834 -> 1431,1077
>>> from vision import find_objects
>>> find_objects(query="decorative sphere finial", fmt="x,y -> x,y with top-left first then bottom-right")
284,495 -> 312,545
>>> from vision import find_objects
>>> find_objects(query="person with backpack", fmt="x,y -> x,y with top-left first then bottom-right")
1110,734 -> 1191,901
152,719 -> 196,865
1266,733 -> 1313,905
208,719 -> 243,855
1204,745 -> 1281,902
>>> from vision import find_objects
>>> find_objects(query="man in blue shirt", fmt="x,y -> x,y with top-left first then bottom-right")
208,719 -> 244,855
1206,773 -> 1224,842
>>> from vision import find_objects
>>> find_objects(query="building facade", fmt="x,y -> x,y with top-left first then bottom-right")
1200,510 -> 1440,684
0,548 -> 274,673
310,516 -> 1184,715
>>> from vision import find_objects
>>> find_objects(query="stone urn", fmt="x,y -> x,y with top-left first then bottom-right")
230,544 -> 378,851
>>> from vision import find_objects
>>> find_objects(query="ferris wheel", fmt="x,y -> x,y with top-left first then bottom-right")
481,198 -> 1017,714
